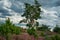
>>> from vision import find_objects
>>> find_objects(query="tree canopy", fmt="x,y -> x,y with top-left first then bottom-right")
20,0 -> 41,29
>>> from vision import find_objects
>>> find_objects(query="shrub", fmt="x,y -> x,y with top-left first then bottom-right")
37,24 -> 50,31
53,25 -> 60,34
27,27 -> 38,37
45,34 -> 60,40
40,32 -> 45,37
0,18 -> 21,40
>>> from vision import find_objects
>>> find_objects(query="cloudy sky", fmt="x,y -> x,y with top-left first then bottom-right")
0,0 -> 60,29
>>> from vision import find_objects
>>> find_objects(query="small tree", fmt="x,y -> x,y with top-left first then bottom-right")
20,0 -> 41,29
5,18 -> 12,26
0,18 -> 21,40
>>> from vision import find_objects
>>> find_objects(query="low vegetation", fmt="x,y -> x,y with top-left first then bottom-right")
53,25 -> 60,34
0,18 -> 60,40
0,18 -> 22,40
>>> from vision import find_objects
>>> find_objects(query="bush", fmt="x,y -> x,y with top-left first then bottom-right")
52,34 -> 60,40
0,18 -> 21,40
37,24 -> 50,31
45,34 -> 60,40
40,32 -> 45,37
53,25 -> 60,34
27,27 -> 38,37
14,27 -> 21,35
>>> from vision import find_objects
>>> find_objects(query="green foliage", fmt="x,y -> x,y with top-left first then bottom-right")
0,18 -> 21,40
14,27 -> 21,35
20,0 -> 41,28
26,23 -> 32,28
35,22 -> 39,27
40,32 -> 45,37
27,27 -> 38,37
37,24 -> 50,31
45,34 -> 60,40
5,18 -> 12,26
53,25 -> 60,34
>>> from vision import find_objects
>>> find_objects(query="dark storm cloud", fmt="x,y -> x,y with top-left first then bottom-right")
19,0 -> 34,4
55,0 -> 60,6
9,0 -> 25,13
19,0 -> 60,7
0,0 -> 24,18
37,0 -> 60,7
10,5 -> 22,13
0,9 -> 12,18
9,0 -> 60,14
10,5 -> 24,13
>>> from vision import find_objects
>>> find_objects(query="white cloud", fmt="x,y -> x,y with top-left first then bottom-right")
37,7 -> 58,29
41,7 -> 58,19
0,18 -> 5,21
3,0 -> 12,8
5,11 -> 25,24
